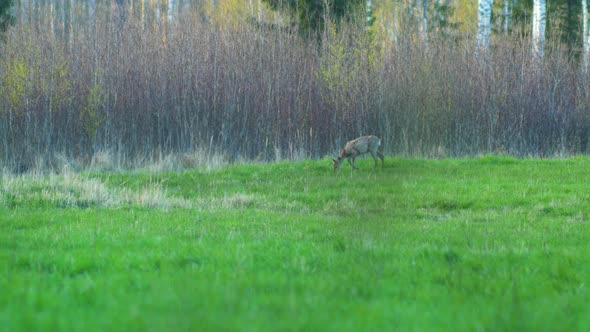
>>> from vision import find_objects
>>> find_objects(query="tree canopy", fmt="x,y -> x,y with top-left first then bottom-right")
0,0 -> 14,32
262,0 -> 365,34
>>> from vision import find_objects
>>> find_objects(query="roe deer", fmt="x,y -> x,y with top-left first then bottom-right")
332,135 -> 384,172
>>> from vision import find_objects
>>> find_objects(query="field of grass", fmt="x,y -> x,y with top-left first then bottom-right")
1,156 -> 590,331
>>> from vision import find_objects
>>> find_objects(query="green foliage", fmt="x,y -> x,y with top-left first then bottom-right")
263,0 -> 366,34
81,77 -> 106,143
44,52 -> 72,113
2,158 -> 590,331
318,20 -> 380,120
0,0 -> 14,32
0,33 -> 71,115
319,24 -> 346,96
1,56 -> 28,111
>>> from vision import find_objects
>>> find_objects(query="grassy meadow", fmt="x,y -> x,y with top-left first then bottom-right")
1,156 -> 590,331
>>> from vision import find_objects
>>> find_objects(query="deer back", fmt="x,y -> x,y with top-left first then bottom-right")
343,136 -> 380,157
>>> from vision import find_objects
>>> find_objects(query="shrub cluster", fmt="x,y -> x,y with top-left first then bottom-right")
0,4 -> 589,171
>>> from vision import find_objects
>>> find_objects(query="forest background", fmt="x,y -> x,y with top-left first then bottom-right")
1,0 -> 589,171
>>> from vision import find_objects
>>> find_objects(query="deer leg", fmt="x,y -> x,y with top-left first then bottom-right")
370,151 -> 378,169
377,151 -> 385,168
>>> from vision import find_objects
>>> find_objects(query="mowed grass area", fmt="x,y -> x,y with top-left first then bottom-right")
1,156 -> 590,332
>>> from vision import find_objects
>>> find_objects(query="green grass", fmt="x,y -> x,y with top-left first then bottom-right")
2,156 -> 590,331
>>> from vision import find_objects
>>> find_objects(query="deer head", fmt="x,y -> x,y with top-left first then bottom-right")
332,156 -> 343,172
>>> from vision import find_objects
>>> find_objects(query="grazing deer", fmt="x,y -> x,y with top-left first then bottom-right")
332,135 -> 384,172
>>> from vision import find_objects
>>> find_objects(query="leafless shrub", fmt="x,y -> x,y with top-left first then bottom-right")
0,3 -> 589,171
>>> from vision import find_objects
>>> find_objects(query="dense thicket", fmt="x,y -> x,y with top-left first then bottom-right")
0,4 -> 589,171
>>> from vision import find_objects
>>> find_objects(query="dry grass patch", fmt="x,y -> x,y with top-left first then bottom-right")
0,171 -> 192,209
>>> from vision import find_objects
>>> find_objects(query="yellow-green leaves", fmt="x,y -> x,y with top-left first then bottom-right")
44,55 -> 72,113
81,77 -> 106,143
2,57 -> 28,112
318,22 -> 380,115
1,35 -> 72,115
